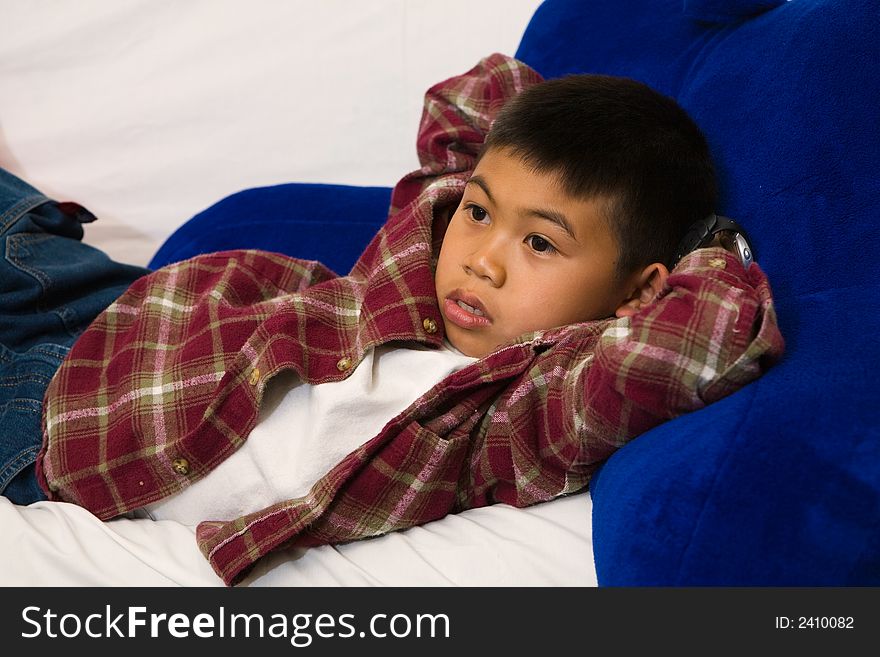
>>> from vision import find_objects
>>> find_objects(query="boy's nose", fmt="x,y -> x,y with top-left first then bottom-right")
463,239 -> 506,287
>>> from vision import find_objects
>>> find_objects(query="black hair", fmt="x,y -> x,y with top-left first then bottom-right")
483,74 -> 718,277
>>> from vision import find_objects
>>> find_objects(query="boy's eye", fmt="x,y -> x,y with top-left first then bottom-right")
526,235 -> 556,254
467,205 -> 488,222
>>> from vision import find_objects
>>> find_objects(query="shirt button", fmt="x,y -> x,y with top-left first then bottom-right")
709,257 -> 726,269
336,357 -> 352,372
249,367 -> 260,385
422,317 -> 438,334
172,458 -> 190,475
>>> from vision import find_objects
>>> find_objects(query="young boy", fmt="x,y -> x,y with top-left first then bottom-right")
0,54 -> 783,585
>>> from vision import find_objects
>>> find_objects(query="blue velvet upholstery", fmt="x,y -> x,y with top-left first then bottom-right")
149,183 -> 392,275
151,0 -> 880,584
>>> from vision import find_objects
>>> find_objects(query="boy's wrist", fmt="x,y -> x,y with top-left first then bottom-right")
703,230 -> 755,269
707,229 -> 736,251
674,215 -> 755,269
675,246 -> 744,274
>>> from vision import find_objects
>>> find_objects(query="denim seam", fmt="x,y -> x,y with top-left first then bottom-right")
0,195 -> 48,236
0,444 -> 41,492
0,374 -> 54,387
6,232 -> 52,289
5,233 -> 82,340
0,345 -> 70,366
0,397 -> 41,409
27,345 -> 71,360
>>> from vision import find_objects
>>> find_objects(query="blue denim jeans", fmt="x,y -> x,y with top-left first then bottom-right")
0,168 -> 150,504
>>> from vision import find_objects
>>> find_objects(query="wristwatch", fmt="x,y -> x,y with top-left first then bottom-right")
673,213 -> 755,268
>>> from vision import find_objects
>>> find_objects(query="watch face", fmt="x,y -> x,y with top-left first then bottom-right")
732,232 -> 755,268
674,215 -> 756,268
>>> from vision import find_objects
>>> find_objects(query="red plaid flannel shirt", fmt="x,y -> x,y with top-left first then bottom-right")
36,54 -> 785,585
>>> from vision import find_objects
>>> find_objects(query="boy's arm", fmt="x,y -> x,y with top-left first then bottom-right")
569,247 -> 785,467
387,53 -> 543,214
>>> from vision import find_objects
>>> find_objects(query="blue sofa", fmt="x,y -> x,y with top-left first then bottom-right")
151,0 -> 880,585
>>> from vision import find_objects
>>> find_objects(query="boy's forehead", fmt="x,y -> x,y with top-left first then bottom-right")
469,148 -> 612,238
472,147 -> 597,205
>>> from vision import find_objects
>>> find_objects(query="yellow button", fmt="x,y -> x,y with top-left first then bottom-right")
709,257 -> 726,269
336,357 -> 352,372
422,317 -> 438,334
249,367 -> 260,385
172,458 -> 190,475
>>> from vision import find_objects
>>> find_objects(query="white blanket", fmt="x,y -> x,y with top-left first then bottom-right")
1,495 -> 596,586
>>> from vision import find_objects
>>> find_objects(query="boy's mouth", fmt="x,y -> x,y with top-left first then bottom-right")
443,290 -> 492,329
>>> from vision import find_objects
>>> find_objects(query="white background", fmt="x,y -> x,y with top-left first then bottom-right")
0,0 -> 542,265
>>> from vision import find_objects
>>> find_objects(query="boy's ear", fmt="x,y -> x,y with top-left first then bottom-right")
614,262 -> 670,318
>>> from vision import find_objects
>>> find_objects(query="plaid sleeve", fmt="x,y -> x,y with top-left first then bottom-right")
388,53 -> 543,214
572,247 -> 785,457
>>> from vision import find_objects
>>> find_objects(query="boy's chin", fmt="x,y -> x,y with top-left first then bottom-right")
445,329 -> 497,359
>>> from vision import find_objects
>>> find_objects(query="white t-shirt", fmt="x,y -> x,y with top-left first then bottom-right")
140,342 -> 476,525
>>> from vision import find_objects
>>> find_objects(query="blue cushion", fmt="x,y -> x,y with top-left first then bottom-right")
518,0 -> 880,584
149,183 -> 392,274
590,285 -> 880,584
682,0 -> 786,24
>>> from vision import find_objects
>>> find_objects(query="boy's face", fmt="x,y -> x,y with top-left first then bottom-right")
435,147 -> 636,358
